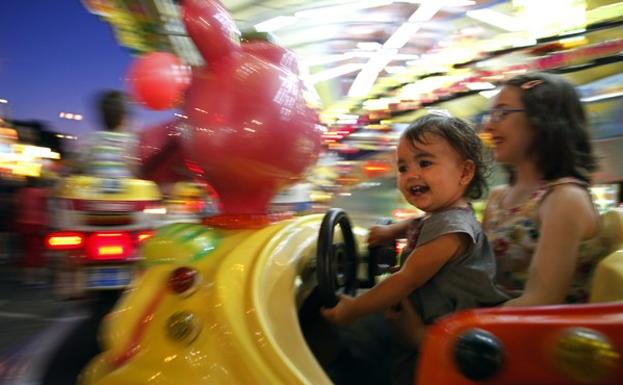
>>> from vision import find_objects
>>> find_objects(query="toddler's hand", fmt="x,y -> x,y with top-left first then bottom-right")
320,295 -> 356,326
367,225 -> 391,247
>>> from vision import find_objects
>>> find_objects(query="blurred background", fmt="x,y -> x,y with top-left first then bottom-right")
1,1 -> 622,384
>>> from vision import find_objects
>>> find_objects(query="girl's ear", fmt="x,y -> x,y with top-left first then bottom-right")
460,159 -> 476,186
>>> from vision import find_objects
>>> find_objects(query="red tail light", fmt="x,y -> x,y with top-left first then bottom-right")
45,232 -> 85,250
85,232 -> 134,261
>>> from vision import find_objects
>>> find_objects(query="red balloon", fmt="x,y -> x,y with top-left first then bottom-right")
127,52 -> 190,110
242,41 -> 300,75
183,0 -> 241,63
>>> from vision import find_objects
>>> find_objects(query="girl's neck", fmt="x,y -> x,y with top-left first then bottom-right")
513,160 -> 543,189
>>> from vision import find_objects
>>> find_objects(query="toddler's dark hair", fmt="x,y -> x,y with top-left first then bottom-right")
97,90 -> 127,131
402,113 -> 490,199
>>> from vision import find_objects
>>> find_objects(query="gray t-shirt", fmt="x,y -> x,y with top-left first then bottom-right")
402,207 -> 509,324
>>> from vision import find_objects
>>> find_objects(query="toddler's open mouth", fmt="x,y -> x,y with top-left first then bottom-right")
409,185 -> 430,195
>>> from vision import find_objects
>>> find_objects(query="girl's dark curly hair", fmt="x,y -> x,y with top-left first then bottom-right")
402,113 -> 490,199
504,72 -> 597,183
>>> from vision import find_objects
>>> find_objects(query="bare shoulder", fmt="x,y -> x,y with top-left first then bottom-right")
539,183 -> 598,237
541,183 -> 593,210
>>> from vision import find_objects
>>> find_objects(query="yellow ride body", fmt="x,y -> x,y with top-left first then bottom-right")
81,214 -> 366,385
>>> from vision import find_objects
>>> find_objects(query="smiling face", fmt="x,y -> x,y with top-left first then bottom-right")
396,133 -> 472,213
483,86 -> 536,165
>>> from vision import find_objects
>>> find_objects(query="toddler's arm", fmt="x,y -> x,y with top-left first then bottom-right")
322,232 -> 467,326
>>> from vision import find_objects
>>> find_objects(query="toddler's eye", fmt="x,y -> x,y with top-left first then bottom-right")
419,160 -> 432,168
397,165 -> 407,173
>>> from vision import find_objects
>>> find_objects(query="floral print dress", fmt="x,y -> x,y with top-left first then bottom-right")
484,178 -> 601,303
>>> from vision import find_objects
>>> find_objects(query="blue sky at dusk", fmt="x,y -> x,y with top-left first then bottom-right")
0,1 -> 172,139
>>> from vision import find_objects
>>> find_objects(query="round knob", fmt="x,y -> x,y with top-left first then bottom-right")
554,327 -> 619,383
454,328 -> 505,381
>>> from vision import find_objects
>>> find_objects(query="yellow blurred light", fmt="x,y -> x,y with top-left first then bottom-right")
138,233 -> 154,242
366,124 -> 390,130
0,127 -> 18,140
98,245 -> 124,256
310,191 -> 332,203
49,236 -> 83,247
12,162 -> 41,177
144,207 -> 167,215
513,0 -> 586,38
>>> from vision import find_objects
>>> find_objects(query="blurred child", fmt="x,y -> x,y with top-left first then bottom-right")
83,90 -> 137,178
322,114 -> 508,385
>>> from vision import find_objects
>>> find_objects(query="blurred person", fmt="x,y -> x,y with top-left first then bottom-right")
482,72 -> 599,305
15,176 -> 50,284
321,114 -> 508,385
82,90 -> 138,178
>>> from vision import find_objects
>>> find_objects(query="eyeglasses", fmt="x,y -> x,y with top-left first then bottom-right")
481,108 -> 525,124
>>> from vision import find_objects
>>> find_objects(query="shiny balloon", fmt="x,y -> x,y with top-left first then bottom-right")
180,0 -> 321,216
242,41 -> 300,75
127,52 -> 190,110
183,0 -> 241,63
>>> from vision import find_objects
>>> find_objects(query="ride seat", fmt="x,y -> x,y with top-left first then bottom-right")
589,208 -> 623,302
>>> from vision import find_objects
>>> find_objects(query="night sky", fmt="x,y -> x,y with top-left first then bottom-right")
0,1 -> 172,140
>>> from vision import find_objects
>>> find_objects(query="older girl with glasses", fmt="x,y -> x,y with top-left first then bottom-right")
481,72 -> 600,306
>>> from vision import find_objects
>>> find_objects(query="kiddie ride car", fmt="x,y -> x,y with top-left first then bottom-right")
45,175 -> 163,297
80,1 -> 623,384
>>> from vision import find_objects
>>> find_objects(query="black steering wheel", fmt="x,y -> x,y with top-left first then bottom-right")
316,208 -> 359,308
